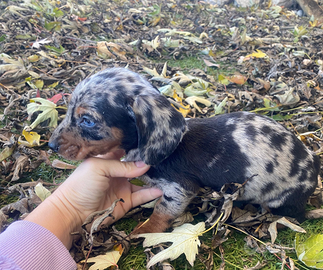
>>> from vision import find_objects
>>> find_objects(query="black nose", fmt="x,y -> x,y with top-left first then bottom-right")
48,140 -> 59,152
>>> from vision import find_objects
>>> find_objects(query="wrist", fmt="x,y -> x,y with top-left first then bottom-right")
25,188 -> 83,249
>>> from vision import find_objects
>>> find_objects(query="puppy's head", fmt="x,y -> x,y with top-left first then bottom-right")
49,68 -> 187,165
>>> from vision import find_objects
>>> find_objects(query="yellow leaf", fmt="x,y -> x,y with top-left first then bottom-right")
218,74 -> 230,85
35,183 -> 51,201
34,79 -> 44,89
19,129 -> 41,147
172,92 -> 190,117
245,49 -> 268,59
83,244 -> 123,270
48,81 -> 59,89
149,16 -> 161,27
27,55 -> 40,62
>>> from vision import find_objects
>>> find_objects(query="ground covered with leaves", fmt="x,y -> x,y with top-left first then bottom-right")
1,0 -> 323,269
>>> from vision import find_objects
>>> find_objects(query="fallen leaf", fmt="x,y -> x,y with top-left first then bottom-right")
268,217 -> 306,244
18,129 -> 41,147
184,81 -> 209,97
97,41 -> 127,61
138,222 -> 205,267
34,183 -> 51,201
218,74 -> 230,86
172,92 -> 190,117
84,244 -> 123,270
227,74 -> 247,85
0,54 -> 25,73
25,98 -> 58,131
295,234 -> 323,269
143,62 -> 168,78
185,96 -> 212,113
274,88 -> 300,106
214,97 -> 228,115
12,155 -> 29,181
51,159 -> 77,170
245,49 -> 268,59
0,146 -> 15,162
203,58 -> 220,68
32,38 -> 51,49
47,93 -> 64,104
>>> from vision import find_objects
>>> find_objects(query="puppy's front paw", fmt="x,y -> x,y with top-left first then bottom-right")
130,212 -> 175,237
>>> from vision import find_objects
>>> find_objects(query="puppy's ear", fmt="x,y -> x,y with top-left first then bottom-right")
130,94 -> 187,165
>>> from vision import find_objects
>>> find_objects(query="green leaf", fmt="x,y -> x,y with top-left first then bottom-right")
218,74 -> 230,85
271,114 -> 293,121
295,234 -> 323,269
0,34 -> 6,42
44,45 -> 65,55
44,21 -> 61,31
214,97 -> 228,115
26,98 -> 58,131
0,146 -> 15,162
52,7 -> 64,17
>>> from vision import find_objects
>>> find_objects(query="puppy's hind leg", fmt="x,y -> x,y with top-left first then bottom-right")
132,182 -> 198,234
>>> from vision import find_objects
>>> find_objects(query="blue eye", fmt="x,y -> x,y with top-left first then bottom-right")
80,115 -> 96,128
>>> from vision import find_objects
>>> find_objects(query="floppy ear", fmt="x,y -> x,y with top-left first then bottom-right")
130,94 -> 187,165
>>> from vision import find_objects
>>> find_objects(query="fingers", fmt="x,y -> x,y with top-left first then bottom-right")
131,188 -> 163,208
82,157 -> 151,179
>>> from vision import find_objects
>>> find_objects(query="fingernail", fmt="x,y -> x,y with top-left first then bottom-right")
135,161 -> 146,168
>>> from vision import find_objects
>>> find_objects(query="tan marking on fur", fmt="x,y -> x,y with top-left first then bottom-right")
75,106 -> 102,119
131,211 -> 175,235
131,198 -> 175,234
75,106 -> 87,116
111,127 -> 123,141
57,128 -> 123,160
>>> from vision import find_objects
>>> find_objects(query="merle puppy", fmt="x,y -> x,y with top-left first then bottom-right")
49,67 -> 320,234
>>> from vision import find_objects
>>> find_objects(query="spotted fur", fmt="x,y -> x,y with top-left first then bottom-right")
49,68 -> 320,234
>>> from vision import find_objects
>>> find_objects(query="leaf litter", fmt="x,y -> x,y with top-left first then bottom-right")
0,0 -> 323,269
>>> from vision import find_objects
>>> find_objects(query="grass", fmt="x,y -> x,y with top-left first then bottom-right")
113,210 -> 323,269
21,153 -> 80,184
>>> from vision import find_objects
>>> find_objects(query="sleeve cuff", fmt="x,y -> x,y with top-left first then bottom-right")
0,220 -> 76,270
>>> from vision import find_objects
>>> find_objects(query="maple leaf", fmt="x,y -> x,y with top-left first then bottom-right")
138,222 -> 205,268
83,244 -> 123,270
25,98 -> 59,131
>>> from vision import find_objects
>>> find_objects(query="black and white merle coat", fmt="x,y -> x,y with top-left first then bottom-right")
49,67 -> 320,233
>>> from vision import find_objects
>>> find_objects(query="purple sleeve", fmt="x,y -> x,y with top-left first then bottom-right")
0,220 -> 76,270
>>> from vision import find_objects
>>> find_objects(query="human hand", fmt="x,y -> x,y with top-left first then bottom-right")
57,154 -> 162,225
25,153 -> 162,248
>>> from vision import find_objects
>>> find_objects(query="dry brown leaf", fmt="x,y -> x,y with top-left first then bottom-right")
51,159 -> 77,170
268,217 -> 306,244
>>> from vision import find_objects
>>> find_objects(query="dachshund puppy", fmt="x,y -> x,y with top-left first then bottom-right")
49,68 -> 320,234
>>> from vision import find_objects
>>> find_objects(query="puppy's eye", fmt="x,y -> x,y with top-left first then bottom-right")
79,115 -> 96,128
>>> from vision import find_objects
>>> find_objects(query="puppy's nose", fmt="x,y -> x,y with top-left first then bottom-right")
48,140 -> 59,152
